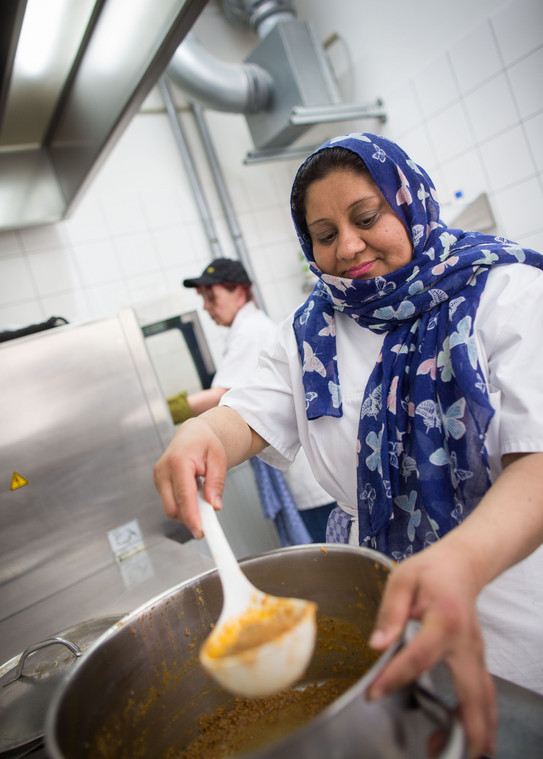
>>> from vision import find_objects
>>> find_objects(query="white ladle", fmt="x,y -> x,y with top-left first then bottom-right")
197,482 -> 317,698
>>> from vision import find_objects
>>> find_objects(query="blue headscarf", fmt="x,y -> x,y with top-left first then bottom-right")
291,132 -> 543,559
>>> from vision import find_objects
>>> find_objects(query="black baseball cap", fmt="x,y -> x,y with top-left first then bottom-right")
183,258 -> 252,288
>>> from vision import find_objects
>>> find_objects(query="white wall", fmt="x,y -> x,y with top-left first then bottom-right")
292,0 -> 543,245
1,0 -> 541,381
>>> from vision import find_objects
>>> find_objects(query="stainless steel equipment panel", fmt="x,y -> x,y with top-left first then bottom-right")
0,309 -> 187,631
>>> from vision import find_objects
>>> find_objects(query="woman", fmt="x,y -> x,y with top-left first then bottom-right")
154,133 -> 543,757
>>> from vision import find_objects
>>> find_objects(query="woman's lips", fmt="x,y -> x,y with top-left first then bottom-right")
346,260 -> 375,278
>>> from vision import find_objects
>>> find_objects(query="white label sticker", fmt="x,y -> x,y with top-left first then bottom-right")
107,519 -> 145,561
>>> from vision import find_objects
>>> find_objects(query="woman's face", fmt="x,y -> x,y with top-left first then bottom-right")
304,169 -> 414,279
197,284 -> 244,327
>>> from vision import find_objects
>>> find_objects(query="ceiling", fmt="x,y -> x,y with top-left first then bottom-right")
0,0 -> 208,231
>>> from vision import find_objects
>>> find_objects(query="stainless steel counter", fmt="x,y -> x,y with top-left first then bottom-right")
0,537 -> 213,665
430,664 -> 543,758
0,536 -> 214,759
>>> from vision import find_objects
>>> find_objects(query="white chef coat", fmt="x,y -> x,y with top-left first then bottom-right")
213,301 -> 334,509
211,301 -> 277,390
222,265 -> 543,693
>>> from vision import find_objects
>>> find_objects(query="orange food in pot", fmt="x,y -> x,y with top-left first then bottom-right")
202,598 -> 314,659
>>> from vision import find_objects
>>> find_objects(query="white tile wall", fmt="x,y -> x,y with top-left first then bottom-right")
412,53 -> 460,119
140,186 -> 193,229
26,247 -> 82,296
384,81 -> 424,137
41,289 -> 91,323
62,197 -> 110,245
449,20 -> 502,93
0,0 -> 541,353
113,231 -> 161,277
70,238 -> 123,287
85,281 -> 130,319
0,299 -> 43,329
524,111 -> 543,171
479,125 -> 536,191
463,74 -> 519,143
18,223 -> 67,252
0,256 -> 37,304
426,102 -> 476,164
493,177 -> 543,239
507,46 -> 543,120
394,124 -> 439,176
102,195 -> 148,237
492,0 -> 543,65
0,230 -> 22,257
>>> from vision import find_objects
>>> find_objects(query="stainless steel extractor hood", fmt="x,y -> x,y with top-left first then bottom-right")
0,0 -> 207,231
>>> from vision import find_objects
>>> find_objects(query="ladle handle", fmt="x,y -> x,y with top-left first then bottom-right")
197,482 -> 254,607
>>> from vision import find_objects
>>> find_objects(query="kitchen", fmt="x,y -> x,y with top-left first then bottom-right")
1,0 -> 543,756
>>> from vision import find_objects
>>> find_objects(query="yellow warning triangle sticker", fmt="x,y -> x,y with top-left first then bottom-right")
10,472 -> 29,491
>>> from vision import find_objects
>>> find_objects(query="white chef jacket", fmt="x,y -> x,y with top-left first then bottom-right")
212,301 -> 334,509
222,265 -> 543,693
211,301 -> 277,390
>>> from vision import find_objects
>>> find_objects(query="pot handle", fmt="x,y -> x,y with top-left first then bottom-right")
2,637 -> 83,687
413,683 -> 468,759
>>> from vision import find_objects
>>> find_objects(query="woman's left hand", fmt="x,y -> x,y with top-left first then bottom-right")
367,540 -> 497,759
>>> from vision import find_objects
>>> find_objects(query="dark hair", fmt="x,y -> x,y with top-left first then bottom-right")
291,147 -> 372,234
220,281 -> 253,301
200,282 -> 254,302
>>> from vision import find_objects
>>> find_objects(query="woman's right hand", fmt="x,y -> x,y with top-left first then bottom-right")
153,415 -> 228,538
153,405 -> 266,537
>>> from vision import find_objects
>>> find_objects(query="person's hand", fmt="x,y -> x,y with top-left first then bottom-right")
367,541 -> 497,758
153,417 -> 228,538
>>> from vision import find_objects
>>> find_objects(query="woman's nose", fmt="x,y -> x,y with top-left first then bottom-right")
337,226 -> 366,259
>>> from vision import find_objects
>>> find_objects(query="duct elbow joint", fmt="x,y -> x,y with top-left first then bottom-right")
244,64 -> 273,113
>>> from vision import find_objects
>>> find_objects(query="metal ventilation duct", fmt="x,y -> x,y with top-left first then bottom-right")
166,0 -> 386,160
167,32 -> 273,115
0,0 -> 207,231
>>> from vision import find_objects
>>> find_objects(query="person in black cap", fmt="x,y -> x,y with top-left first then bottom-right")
167,258 -> 261,419
167,257 -> 336,542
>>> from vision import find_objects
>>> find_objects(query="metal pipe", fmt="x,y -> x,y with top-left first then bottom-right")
158,76 -> 223,260
165,2 -> 295,116
190,100 -> 266,312
167,32 -> 272,114
213,0 -> 297,36
240,0 -> 296,37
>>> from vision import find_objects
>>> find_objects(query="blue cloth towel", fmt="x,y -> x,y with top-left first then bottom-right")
250,457 -> 313,546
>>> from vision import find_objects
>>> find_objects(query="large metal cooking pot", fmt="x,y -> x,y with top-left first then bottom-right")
46,544 -> 465,758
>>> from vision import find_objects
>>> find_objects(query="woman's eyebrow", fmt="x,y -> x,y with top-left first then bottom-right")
307,195 -> 379,227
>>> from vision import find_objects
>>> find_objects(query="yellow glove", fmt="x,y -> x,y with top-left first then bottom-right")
167,391 -> 194,424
